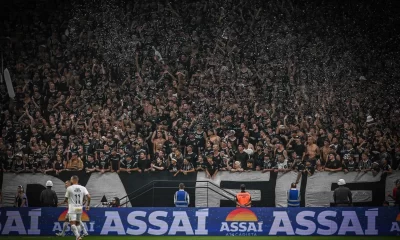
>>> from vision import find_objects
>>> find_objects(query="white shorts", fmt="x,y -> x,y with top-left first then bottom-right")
68,213 -> 82,222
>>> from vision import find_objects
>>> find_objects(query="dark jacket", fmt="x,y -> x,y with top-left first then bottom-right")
40,188 -> 58,207
333,186 -> 352,206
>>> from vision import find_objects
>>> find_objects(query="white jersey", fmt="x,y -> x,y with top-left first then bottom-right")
65,184 -> 89,214
277,159 -> 288,170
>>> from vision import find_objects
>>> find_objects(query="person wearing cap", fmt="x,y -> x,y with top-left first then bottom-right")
236,184 -> 252,208
287,183 -> 300,207
174,183 -> 190,207
40,180 -> 58,207
333,179 -> 352,207
169,158 -> 181,175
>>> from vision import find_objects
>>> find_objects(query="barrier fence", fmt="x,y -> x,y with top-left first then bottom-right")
0,207 -> 399,236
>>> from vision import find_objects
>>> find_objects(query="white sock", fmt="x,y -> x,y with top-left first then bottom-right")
80,221 -> 88,235
71,224 -> 80,238
61,222 -> 68,234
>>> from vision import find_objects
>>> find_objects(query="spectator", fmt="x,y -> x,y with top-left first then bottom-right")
120,156 -> 138,174
85,154 -> 97,174
343,155 -> 358,173
178,158 -> 195,175
231,161 -> 244,173
275,155 -> 290,173
0,0 -> 398,193
219,156 -> 232,171
325,154 -> 343,172
109,149 -> 121,173
151,157 -> 166,172
110,197 -> 120,208
358,153 -> 372,172
66,152 -> 83,171
169,158 -> 181,175
96,152 -> 111,174
196,156 -> 207,172
12,154 -> 25,174
138,152 -> 151,173
40,154 -> 54,174
261,155 -> 276,173
14,186 -> 28,207
234,144 -> 250,170
304,161 -> 315,176
184,145 -> 197,167
205,156 -> 218,179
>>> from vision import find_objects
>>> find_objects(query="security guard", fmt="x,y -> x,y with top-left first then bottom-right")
287,183 -> 300,207
174,183 -> 190,207
333,179 -> 352,207
236,184 -> 252,207
40,180 -> 58,207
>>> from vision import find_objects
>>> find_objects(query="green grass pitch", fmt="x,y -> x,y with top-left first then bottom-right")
2,236 -> 400,240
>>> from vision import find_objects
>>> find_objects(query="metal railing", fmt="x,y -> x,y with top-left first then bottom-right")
119,180 -> 237,207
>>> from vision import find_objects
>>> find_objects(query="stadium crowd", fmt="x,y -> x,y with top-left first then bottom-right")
1,0 -> 400,183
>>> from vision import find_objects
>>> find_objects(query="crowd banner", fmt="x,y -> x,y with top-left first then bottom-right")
0,207 -> 399,236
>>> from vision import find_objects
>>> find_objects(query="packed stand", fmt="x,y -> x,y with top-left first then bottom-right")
1,0 -> 400,182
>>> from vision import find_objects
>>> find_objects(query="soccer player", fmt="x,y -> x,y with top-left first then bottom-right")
57,181 -> 89,237
60,176 -> 90,240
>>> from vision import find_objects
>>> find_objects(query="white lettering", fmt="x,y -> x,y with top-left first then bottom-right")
53,222 -> 62,232
126,211 -> 147,235
247,223 -> 257,232
230,222 -> 238,232
148,211 -> 168,235
88,222 -> 95,232
364,210 -> 378,235
219,222 -> 262,233
28,210 -> 41,235
338,211 -> 364,235
81,222 -> 93,232
2,211 -> 27,235
239,222 -> 247,232
168,211 -> 194,235
101,211 -> 125,235
195,210 -> 208,235
220,222 -> 230,232
295,211 -> 316,235
390,222 -> 400,232
258,222 -> 263,232
269,211 -> 294,235
317,211 -> 338,235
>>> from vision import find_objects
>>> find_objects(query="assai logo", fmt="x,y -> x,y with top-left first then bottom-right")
390,213 -> 400,232
52,210 -> 95,233
220,209 -> 263,236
